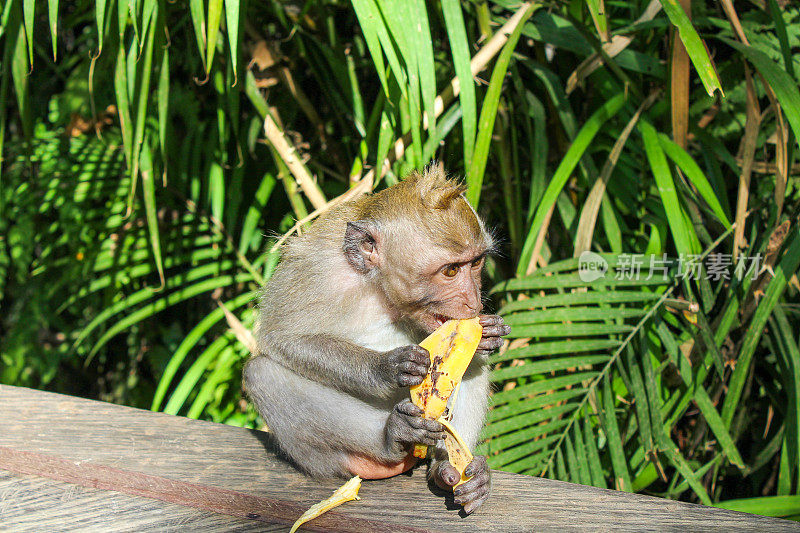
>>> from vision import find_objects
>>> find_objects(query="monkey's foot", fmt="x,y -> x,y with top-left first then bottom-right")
433,456 -> 491,515
347,452 -> 418,480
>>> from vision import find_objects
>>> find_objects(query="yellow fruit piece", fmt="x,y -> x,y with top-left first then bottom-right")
290,475 -> 362,533
439,417 -> 474,488
410,317 -> 482,458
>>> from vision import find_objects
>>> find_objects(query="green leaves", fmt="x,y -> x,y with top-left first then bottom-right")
723,38 -> 800,152
640,119 -> 698,256
3,0 -> 800,508
721,226 -> 800,426
483,257 -> 676,484
441,0 -> 475,164
657,0 -> 722,96
488,218 -> 795,504
715,496 -> 800,518
465,3 -> 536,207
517,93 -> 626,276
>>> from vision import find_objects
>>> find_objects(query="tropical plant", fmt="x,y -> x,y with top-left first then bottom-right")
1,0 -> 799,518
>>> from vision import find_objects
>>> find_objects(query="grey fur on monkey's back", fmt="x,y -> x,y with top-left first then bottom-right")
244,166 -> 492,479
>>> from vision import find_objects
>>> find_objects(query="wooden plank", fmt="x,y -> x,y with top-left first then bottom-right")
0,471 -> 273,532
0,384 -> 797,532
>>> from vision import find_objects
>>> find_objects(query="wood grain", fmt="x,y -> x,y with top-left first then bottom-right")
0,384 -> 797,532
0,471 -> 273,532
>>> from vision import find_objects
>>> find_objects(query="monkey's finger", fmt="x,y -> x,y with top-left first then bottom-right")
402,345 -> 431,366
460,489 -> 490,515
455,469 -> 490,494
478,315 -> 504,327
407,416 -> 444,433
414,431 -> 447,446
477,336 -> 504,352
435,461 -> 461,488
454,482 -> 489,504
454,473 -> 490,511
463,455 -> 489,477
481,325 -> 511,338
398,360 -> 429,376
394,398 -> 424,416
403,422 -> 446,445
403,419 -> 447,444
397,373 -> 425,387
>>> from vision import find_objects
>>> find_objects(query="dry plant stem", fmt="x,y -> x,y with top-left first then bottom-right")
270,177 -> 374,251
263,113 -> 328,210
215,299 -> 258,354
719,0 -> 788,218
772,111 -> 789,218
272,2 -> 536,250
573,91 -> 659,256
525,203 -> 555,276
565,0 -> 661,95
247,30 -> 327,142
737,159 -> 800,175
733,65 -> 761,261
245,22 -> 348,175
670,0 -> 691,149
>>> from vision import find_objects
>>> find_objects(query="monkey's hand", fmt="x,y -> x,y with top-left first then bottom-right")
432,456 -> 491,515
476,315 -> 511,356
384,399 -> 446,460
382,345 -> 430,387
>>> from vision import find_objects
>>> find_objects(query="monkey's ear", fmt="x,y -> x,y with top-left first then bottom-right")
343,220 -> 381,273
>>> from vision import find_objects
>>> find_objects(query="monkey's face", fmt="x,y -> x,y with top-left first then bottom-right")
411,251 -> 486,333
378,234 -> 488,334
341,168 -> 493,334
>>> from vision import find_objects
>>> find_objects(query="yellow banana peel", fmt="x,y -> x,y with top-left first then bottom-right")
290,475 -> 362,533
410,317 -> 482,458
439,417 -> 474,488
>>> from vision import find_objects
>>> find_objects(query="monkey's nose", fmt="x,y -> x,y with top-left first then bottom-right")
463,295 -> 482,316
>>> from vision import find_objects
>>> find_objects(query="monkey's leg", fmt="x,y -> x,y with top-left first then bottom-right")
244,355 -> 440,479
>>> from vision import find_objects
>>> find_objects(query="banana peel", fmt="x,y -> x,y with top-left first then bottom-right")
410,317 -> 482,458
290,475 -> 362,532
439,417 -> 474,488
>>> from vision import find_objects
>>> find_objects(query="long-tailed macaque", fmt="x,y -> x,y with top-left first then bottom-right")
244,165 -> 509,514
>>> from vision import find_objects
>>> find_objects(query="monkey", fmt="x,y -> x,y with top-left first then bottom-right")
243,165 -> 510,515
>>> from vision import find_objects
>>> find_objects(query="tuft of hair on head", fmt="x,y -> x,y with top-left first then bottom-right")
413,162 -> 467,211
348,162 -> 490,256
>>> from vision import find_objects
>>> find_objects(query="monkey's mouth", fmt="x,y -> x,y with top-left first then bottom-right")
432,313 -> 453,328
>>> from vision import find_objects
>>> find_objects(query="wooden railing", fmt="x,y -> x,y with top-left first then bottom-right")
0,384 -> 796,532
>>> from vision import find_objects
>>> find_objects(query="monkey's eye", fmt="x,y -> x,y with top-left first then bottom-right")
471,256 -> 485,268
442,264 -> 460,278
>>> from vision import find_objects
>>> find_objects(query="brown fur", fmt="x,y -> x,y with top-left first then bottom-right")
245,164 -> 498,498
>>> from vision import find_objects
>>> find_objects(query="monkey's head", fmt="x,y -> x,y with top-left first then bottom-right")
343,165 -> 493,333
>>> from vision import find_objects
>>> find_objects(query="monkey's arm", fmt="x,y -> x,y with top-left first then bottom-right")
262,332 -> 430,401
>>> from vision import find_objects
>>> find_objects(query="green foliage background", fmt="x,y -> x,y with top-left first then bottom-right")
1,0 -> 800,518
